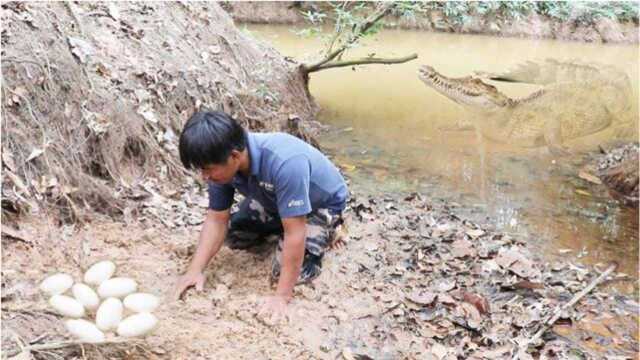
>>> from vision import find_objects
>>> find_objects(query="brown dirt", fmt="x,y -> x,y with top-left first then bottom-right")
1,2 -> 318,221
3,191 -> 638,359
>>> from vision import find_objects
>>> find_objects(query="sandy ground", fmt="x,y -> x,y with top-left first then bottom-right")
2,190 -> 638,359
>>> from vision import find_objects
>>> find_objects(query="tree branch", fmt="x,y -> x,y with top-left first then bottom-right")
309,54 -> 418,73
303,3 -> 396,73
513,263 -> 617,360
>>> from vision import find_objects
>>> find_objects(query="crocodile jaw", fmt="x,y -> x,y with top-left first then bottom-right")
418,65 -> 508,109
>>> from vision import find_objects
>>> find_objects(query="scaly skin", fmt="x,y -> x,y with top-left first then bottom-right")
418,61 -> 632,153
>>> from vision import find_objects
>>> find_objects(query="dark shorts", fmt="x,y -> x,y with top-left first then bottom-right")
225,198 -> 342,283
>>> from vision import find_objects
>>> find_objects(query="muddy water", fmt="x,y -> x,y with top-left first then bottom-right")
246,25 -> 639,293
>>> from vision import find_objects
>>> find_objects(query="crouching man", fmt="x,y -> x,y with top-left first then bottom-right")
173,110 -> 348,319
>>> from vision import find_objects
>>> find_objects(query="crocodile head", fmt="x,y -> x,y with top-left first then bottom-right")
418,65 -> 512,109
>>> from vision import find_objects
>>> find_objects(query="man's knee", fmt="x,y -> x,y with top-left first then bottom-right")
225,229 -> 261,250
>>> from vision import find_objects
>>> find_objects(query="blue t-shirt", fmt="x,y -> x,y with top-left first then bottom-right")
208,132 -> 348,218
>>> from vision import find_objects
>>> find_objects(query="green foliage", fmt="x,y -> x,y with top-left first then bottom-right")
431,1 -> 639,25
296,2 -> 406,60
303,1 -> 640,28
295,1 -> 638,66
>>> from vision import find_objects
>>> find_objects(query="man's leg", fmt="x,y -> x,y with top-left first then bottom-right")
226,198 -> 282,250
271,209 -> 341,283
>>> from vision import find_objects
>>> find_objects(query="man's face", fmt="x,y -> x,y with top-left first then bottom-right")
200,152 -> 240,184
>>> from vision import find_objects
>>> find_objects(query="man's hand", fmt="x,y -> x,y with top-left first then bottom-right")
257,295 -> 290,325
173,271 -> 206,300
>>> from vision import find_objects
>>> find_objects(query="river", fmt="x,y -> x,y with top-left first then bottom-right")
246,24 -> 639,294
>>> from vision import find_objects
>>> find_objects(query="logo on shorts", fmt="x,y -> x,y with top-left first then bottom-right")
288,199 -> 304,207
259,181 -> 274,191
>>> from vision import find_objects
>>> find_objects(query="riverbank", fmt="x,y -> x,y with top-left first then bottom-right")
3,184 -> 638,358
2,3 -> 638,359
226,1 -> 639,44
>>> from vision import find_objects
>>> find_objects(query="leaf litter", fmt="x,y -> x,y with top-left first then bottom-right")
2,171 -> 638,358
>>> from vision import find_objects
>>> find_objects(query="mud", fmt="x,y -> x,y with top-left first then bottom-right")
2,186 -> 638,359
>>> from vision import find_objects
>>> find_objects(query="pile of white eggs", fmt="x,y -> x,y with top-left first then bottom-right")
40,260 -> 159,343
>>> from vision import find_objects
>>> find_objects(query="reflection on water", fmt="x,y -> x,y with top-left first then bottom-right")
247,25 -> 639,293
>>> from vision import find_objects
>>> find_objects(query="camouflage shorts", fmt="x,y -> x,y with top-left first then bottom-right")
225,198 -> 342,283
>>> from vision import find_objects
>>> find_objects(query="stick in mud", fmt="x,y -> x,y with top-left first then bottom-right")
513,263 -> 617,360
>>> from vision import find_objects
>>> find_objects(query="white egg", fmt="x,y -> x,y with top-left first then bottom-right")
123,293 -> 160,313
49,295 -> 85,318
72,283 -> 100,310
65,319 -> 105,343
117,312 -> 158,337
84,261 -> 116,285
95,297 -> 123,331
97,277 -> 137,298
40,273 -> 73,296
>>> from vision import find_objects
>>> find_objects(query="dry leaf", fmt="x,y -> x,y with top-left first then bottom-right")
495,248 -> 539,279
25,148 -> 44,162
430,343 -> 449,359
437,293 -> 456,305
512,280 -> 544,290
574,189 -> 591,197
437,279 -> 456,292
578,170 -> 602,185
462,291 -> 490,315
406,291 -> 437,306
466,228 -> 485,238
459,302 -> 482,329
451,239 -> 476,258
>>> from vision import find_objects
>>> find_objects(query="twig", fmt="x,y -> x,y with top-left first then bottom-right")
303,3 -> 396,73
2,58 -> 57,72
312,53 -> 418,72
513,263 -> 617,360
6,338 -> 142,357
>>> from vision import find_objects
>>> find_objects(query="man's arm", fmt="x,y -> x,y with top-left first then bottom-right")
275,216 -> 307,300
174,209 -> 229,299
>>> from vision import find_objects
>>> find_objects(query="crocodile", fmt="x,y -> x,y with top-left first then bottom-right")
418,60 -> 633,154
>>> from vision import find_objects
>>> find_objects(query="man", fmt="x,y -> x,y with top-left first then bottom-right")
173,110 -> 348,318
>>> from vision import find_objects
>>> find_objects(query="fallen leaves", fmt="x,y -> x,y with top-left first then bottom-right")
405,290 -> 436,306
495,247 -> 541,279
450,239 -> 476,258
336,193 -> 634,359
462,292 -> 490,315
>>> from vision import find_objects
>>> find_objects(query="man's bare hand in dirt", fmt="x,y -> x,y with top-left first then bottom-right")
173,271 -> 206,300
257,295 -> 290,325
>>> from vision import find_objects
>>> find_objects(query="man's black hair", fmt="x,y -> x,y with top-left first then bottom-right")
179,110 -> 247,169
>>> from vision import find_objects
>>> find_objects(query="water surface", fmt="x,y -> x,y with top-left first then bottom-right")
247,25 -> 639,293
